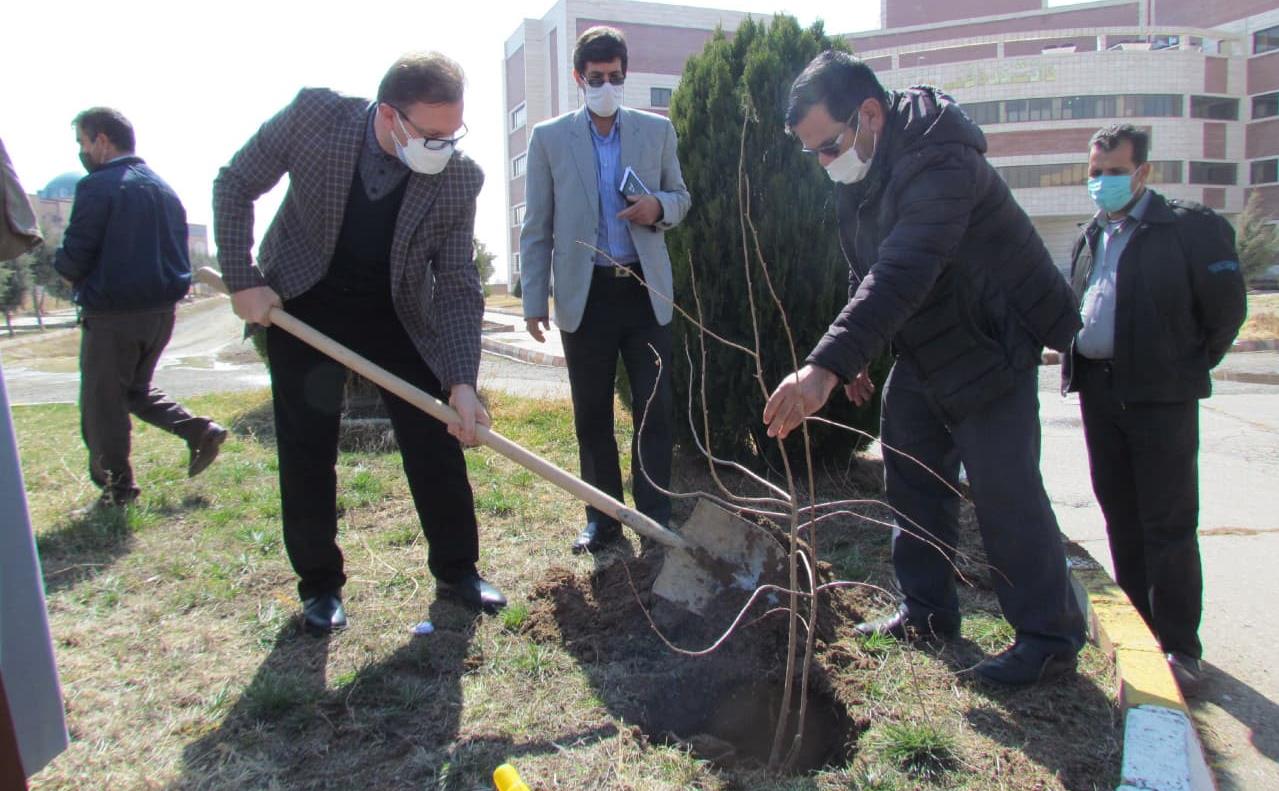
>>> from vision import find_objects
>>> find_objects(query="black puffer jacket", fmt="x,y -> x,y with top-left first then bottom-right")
806,87 -> 1080,423
1061,192 -> 1246,402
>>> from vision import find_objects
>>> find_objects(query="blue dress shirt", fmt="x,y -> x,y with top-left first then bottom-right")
588,115 -> 638,267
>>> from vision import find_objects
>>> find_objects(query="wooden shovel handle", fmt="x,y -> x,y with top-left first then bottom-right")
195,267 -> 688,550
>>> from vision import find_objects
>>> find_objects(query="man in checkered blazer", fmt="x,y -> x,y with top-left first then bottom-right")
213,52 -> 505,634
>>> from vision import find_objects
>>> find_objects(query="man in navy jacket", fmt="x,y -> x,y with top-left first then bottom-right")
55,107 -> 225,509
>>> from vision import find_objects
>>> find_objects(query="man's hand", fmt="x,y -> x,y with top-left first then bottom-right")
617,194 -> 662,226
844,366 -> 876,407
448,384 -> 490,446
525,317 -> 551,343
231,285 -> 282,326
762,364 -> 839,440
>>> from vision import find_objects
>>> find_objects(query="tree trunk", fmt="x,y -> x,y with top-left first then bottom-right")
3,311 -> 12,337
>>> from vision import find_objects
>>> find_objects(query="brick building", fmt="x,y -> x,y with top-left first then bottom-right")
502,0 -> 1279,280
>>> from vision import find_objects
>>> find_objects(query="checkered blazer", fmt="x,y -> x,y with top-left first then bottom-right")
213,88 -> 485,388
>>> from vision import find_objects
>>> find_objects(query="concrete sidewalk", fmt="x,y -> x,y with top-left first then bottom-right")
481,311 -> 565,367
1038,363 -> 1279,790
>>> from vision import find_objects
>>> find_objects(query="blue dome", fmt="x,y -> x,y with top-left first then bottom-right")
39,172 -> 83,200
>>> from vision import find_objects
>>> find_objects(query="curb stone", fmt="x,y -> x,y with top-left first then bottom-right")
480,337 -> 566,367
1066,546 -> 1216,791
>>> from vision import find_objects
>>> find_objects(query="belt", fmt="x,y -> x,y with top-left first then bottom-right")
593,261 -> 640,279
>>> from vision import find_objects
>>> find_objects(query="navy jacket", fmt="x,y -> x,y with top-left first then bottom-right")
1062,192 -> 1246,402
54,156 -> 191,312
807,86 -> 1081,423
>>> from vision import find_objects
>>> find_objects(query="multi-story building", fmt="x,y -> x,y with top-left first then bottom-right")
503,0 -> 1279,281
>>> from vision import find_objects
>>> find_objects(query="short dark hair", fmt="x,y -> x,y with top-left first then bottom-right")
73,107 -> 135,153
574,26 -> 628,75
377,52 -> 465,107
1090,123 -> 1149,165
786,50 -> 887,130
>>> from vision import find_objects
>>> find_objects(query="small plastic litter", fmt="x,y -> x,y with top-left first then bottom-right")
410,620 -> 434,636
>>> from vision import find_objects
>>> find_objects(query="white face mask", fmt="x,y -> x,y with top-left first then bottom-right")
392,114 -> 453,175
825,115 -> 876,184
584,83 -> 622,117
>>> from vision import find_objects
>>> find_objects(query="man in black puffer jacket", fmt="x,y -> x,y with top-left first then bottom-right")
55,108 -> 226,509
764,51 -> 1085,686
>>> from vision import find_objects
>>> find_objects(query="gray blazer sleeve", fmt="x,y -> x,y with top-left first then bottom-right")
519,125 -> 555,320
654,120 -> 690,231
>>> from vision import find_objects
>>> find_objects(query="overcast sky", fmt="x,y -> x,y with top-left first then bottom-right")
1,1 -> 888,280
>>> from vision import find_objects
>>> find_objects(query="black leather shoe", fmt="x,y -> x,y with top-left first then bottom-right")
1167,652 -> 1203,691
301,592 -> 347,636
974,642 -> 1077,687
855,607 -> 959,642
571,521 -> 622,554
188,422 -> 228,478
437,573 -> 507,613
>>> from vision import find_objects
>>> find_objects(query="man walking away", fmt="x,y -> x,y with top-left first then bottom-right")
55,108 -> 226,510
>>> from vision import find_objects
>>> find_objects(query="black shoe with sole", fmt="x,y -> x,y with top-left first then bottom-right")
437,573 -> 507,613
188,422 -> 228,478
301,592 -> 347,636
1167,652 -> 1204,691
974,641 -> 1077,687
571,521 -> 622,555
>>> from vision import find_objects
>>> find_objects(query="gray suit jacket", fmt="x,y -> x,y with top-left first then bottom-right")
213,88 -> 485,388
520,106 -> 690,332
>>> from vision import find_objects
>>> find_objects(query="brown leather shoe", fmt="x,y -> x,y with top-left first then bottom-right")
188,422 -> 228,477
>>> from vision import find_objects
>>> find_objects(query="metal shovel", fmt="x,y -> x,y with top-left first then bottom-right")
196,268 -> 784,615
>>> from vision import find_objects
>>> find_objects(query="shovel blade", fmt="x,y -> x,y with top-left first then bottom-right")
652,499 -> 787,615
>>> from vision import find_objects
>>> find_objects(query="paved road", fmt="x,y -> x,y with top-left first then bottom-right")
1038,362 -> 1279,790
0,298 -> 571,406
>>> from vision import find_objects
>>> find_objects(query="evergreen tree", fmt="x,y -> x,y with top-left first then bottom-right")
0,257 -> 32,336
667,15 -> 884,467
1237,190 -> 1278,282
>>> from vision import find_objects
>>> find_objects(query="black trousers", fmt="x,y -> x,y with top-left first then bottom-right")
882,358 -> 1085,655
560,270 -> 674,528
79,309 -> 209,498
1076,358 -> 1202,659
266,288 -> 479,600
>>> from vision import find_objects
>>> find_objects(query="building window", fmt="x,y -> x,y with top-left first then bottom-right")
511,203 -> 526,227
996,161 -> 1182,189
1147,161 -> 1183,184
510,103 -> 527,131
511,253 -> 521,275
1254,92 -> 1279,120
650,87 -> 672,108
964,101 -> 1000,125
1252,159 -> 1279,185
511,153 -> 527,179
1255,24 -> 1279,55
962,94 -> 1179,126
1190,96 -> 1240,120
1189,161 -> 1237,185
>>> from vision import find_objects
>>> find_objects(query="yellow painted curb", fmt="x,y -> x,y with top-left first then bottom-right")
1069,559 -> 1187,715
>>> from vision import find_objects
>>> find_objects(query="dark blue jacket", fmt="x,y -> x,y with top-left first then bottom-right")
54,156 -> 191,312
807,87 -> 1081,423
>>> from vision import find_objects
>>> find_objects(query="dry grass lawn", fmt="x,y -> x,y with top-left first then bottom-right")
16,390 -> 1121,790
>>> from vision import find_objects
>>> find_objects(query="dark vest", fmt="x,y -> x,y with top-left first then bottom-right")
314,169 -> 408,312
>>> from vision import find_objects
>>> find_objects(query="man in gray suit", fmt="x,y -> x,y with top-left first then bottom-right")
521,26 -> 691,553
214,52 -> 505,634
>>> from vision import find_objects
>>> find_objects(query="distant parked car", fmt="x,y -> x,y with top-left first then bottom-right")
1252,264 -> 1279,291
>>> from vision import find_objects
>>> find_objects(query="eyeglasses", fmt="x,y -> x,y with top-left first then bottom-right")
390,105 -> 468,151
801,112 -> 857,157
584,74 -> 625,88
